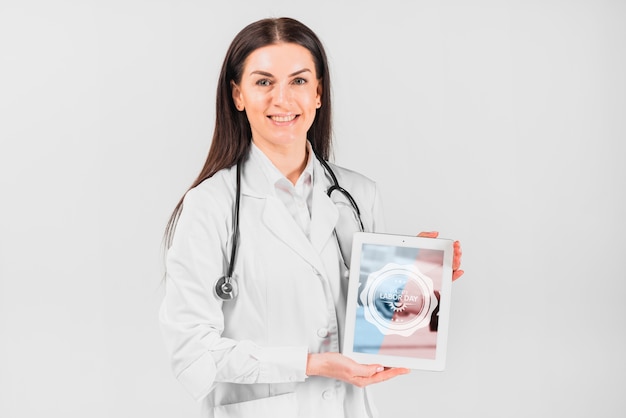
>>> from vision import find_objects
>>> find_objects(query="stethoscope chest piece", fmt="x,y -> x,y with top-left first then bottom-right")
215,276 -> 238,300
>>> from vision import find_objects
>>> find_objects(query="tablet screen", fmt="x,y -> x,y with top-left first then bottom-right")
343,233 -> 453,370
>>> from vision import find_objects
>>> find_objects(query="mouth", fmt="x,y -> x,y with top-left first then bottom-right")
268,114 -> 299,123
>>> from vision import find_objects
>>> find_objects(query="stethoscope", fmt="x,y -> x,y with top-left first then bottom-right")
214,153 -> 364,301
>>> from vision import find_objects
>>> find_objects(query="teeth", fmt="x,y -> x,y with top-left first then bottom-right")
270,115 -> 297,122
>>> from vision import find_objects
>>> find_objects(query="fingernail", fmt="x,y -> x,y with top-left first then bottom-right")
376,366 -> 384,372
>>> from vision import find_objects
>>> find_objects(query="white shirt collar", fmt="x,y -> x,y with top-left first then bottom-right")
249,141 -> 314,192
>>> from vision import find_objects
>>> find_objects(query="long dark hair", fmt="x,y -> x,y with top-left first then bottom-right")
164,17 -> 333,246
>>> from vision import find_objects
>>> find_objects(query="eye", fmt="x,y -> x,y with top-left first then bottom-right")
256,79 -> 271,87
292,77 -> 307,85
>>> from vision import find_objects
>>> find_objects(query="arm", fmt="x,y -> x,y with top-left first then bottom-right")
159,184 -> 307,401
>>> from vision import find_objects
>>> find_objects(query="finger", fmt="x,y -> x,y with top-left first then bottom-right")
417,231 -> 439,238
453,241 -> 462,256
453,255 -> 461,270
367,367 -> 411,383
453,241 -> 462,270
452,269 -> 464,281
381,367 -> 411,375
350,362 -> 385,378
365,365 -> 385,377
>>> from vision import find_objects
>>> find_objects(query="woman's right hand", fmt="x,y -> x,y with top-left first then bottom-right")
306,352 -> 410,387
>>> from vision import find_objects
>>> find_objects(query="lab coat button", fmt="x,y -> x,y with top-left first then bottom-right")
322,390 -> 334,400
317,328 -> 329,338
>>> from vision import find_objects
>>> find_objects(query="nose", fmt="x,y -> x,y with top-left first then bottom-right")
272,82 -> 291,106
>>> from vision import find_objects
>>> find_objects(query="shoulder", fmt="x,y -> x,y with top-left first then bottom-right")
184,166 -> 237,206
327,162 -> 374,182
326,162 -> 378,196
178,166 -> 237,229
322,161 -> 385,232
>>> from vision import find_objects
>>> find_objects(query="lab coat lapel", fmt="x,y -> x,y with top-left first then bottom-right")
242,151 -> 339,275
261,198 -> 329,275
310,157 -> 339,255
309,183 -> 339,255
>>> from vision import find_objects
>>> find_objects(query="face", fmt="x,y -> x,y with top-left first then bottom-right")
231,43 -> 322,152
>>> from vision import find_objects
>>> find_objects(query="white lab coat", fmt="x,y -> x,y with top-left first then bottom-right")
160,152 -> 384,418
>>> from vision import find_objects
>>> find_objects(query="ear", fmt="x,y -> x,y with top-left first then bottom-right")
316,79 -> 323,108
231,80 -> 244,111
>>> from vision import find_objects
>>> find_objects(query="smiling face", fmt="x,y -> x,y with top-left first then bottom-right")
231,42 -> 322,154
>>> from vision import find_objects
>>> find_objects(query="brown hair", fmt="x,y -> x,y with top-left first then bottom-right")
164,17 -> 333,246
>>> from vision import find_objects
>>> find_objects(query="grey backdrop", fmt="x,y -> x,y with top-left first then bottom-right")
1,1 -> 624,417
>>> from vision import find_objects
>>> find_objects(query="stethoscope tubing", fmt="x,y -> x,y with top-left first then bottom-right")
227,162 -> 242,280
314,154 -> 365,232
215,154 -> 363,301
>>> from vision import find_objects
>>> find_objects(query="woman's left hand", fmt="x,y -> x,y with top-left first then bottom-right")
417,231 -> 464,281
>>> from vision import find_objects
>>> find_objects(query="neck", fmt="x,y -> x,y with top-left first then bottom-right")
253,139 -> 308,185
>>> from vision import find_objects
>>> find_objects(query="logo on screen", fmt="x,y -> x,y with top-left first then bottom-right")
359,263 -> 438,336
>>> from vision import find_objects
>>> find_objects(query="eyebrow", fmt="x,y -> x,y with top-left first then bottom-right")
249,68 -> 313,77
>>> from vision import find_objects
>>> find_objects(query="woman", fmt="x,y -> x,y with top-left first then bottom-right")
160,17 -> 463,418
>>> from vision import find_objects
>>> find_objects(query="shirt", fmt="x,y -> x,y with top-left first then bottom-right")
250,142 -> 315,238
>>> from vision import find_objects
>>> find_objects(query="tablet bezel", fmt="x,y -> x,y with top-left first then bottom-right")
342,232 -> 454,371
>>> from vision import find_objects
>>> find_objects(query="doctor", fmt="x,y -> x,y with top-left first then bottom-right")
160,17 -> 463,418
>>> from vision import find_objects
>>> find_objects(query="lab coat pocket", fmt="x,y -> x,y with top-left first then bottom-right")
213,392 -> 298,418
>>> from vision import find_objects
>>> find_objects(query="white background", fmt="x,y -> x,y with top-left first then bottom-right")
1,1 -> 624,417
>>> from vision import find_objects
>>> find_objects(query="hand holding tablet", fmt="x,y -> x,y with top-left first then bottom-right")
343,232 -> 455,371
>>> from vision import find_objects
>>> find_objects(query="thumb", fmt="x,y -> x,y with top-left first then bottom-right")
352,363 -> 385,378
362,364 -> 385,377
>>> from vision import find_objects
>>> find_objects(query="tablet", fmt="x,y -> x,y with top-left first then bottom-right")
342,232 -> 454,371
